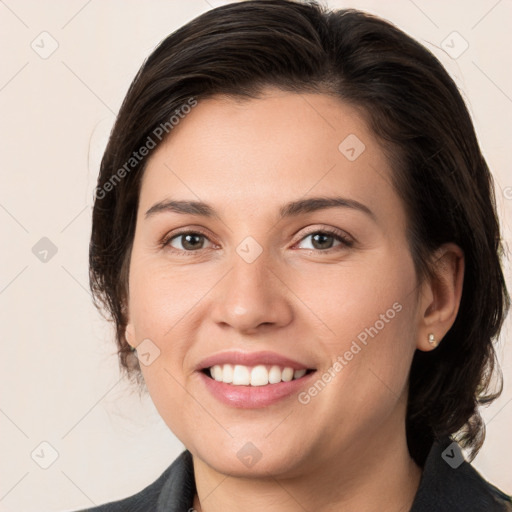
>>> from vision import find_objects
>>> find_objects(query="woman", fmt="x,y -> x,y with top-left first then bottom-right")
83,0 -> 511,510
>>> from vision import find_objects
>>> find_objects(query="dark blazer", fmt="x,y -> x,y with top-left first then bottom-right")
75,436 -> 511,511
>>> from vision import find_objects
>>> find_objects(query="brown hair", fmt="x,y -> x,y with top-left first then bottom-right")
89,0 -> 509,466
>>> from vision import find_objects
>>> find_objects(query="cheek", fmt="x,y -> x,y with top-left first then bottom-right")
128,254 -> 215,340
126,255 -> 219,412
295,248 -> 417,350
139,361 -> 205,449
129,257 -> 203,435
299,251 -> 418,405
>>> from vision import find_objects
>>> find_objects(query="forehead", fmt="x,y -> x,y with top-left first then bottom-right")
139,89 -> 401,227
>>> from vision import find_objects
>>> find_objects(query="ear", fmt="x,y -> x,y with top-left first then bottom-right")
125,323 -> 136,349
416,243 -> 465,351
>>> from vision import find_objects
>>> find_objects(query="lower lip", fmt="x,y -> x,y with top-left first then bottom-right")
198,371 -> 316,409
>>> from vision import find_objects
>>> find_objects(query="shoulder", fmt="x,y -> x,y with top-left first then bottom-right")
411,436 -> 512,512
71,450 -> 196,512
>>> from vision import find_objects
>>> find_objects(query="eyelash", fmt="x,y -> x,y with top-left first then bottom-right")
160,227 -> 354,255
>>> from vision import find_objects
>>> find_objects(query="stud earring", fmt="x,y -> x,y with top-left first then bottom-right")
125,327 -> 136,352
428,333 -> 437,348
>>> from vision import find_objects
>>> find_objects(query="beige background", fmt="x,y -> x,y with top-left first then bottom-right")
0,0 -> 510,510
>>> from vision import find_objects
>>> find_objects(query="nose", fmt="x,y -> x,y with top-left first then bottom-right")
209,248 -> 294,335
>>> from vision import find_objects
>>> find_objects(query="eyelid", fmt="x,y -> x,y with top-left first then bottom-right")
293,225 -> 355,250
161,225 -> 355,254
160,227 -> 216,251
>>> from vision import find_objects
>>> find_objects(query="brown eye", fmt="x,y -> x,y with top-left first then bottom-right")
296,229 -> 354,252
166,232 -> 212,252
309,232 -> 337,250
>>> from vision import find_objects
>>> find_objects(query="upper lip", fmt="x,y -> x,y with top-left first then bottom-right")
196,351 -> 315,371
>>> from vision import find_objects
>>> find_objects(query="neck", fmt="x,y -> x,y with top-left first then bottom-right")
192,422 -> 422,512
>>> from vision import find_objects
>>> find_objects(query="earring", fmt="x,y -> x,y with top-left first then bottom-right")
428,333 -> 437,348
125,327 -> 136,352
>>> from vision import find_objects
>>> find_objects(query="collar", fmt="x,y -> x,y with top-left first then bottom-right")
409,435 -> 511,511
154,437 -> 511,511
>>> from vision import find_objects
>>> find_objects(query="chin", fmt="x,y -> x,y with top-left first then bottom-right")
192,439 -> 311,479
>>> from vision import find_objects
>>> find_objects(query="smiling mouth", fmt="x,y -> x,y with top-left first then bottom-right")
202,364 -> 316,386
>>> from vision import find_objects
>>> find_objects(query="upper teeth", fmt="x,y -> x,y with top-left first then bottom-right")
209,364 -> 307,386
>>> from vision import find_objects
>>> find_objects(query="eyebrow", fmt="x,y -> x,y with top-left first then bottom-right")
145,196 -> 375,221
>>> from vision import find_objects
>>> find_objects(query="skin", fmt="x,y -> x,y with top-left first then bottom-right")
125,87 -> 464,512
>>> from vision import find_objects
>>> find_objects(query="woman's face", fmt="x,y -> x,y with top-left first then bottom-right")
126,88 -> 424,477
